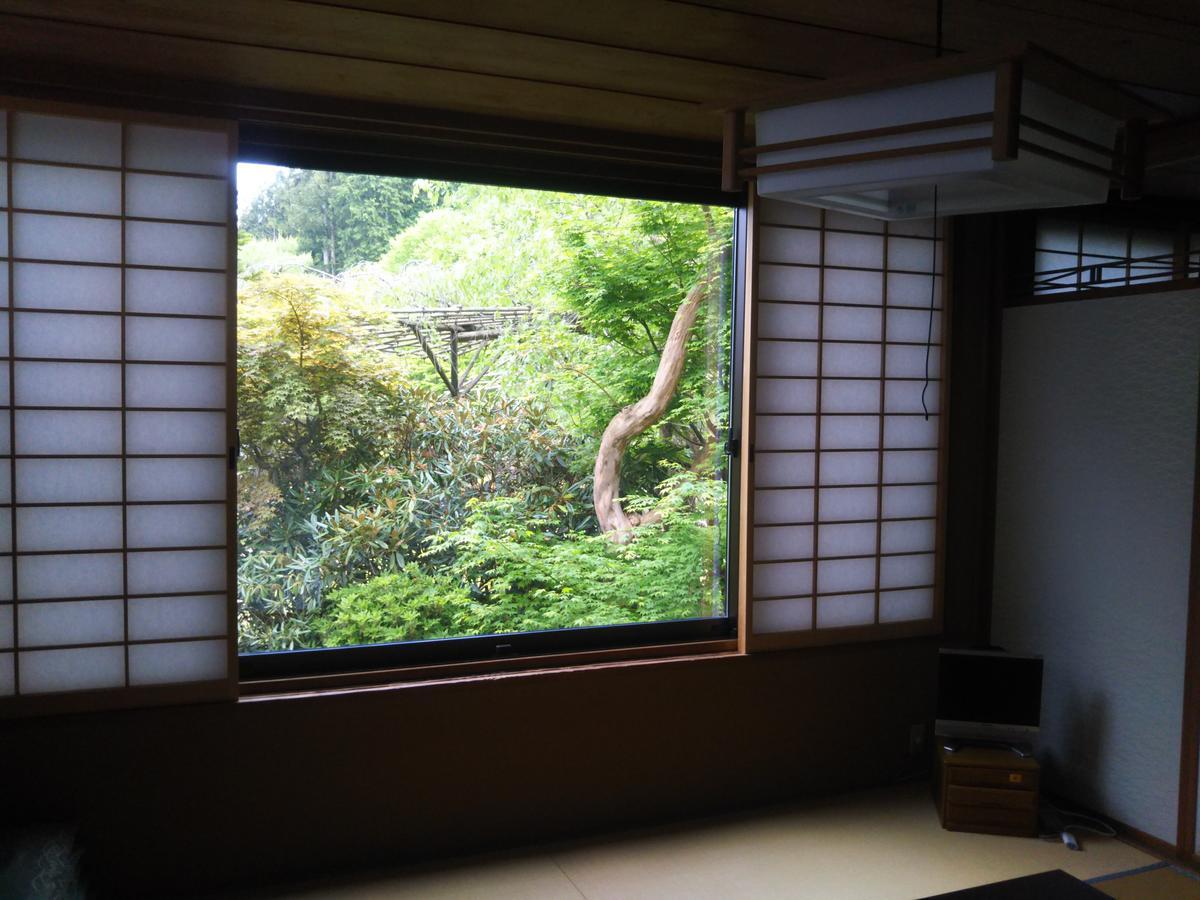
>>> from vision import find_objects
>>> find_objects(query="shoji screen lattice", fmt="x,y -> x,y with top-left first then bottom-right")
0,101 -> 235,712
745,197 -> 946,648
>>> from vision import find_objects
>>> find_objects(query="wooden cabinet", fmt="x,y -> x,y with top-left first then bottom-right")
935,744 -> 1040,837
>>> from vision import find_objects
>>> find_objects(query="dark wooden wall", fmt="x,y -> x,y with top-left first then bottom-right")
4,640 -> 939,897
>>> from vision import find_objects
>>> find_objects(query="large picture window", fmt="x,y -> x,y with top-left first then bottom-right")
235,166 -> 738,676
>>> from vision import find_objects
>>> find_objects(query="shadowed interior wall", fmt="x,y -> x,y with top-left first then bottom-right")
2,640 -> 937,897
992,288 -> 1200,843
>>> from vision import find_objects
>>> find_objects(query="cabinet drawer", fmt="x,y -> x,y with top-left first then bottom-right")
947,766 -> 1038,791
947,785 -> 1037,810
945,803 -> 1037,832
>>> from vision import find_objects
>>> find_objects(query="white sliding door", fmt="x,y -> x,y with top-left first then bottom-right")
0,100 -> 236,713
744,196 -> 947,649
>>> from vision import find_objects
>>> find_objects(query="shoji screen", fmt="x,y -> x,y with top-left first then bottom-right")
0,101 -> 236,713
745,196 -> 946,648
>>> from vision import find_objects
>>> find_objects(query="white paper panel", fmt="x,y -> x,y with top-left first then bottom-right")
0,462 -> 9,504
753,525 -> 812,562
758,263 -> 819,301
126,411 -> 225,454
19,645 -> 125,694
820,415 -> 878,450
0,416 -> 11,455
756,415 -> 815,451
818,450 -> 878,486
821,379 -> 879,413
826,211 -> 883,233
754,561 -> 813,597
126,269 -> 226,316
127,124 -> 228,176
126,317 -> 225,363
0,312 -> 8,356
0,263 -> 8,306
14,362 -> 121,407
880,552 -> 935,588
818,486 -> 877,521
13,213 -> 122,264
817,592 -> 876,628
0,653 -> 13,695
0,160 -> 6,206
0,608 -> 11,650
817,522 -> 877,557
754,489 -> 814,525
888,236 -> 940,271
129,639 -> 226,686
126,363 -> 225,408
17,506 -> 122,552
13,262 -> 122,311
817,557 -> 876,594
18,552 -> 123,599
758,199 -> 821,227
823,305 -> 881,341
879,587 -> 934,623
881,519 -> 936,554
886,344 -> 941,378
12,163 -> 121,215
126,173 -> 227,222
16,458 -> 123,504
757,303 -> 819,339
18,599 -> 124,647
887,273 -> 942,307
128,549 -> 226,595
126,222 -> 227,270
887,308 -> 942,343
753,598 -> 812,633
823,269 -> 882,305
758,226 -> 821,265
821,343 -> 881,377
0,559 -> 11,601
884,415 -> 940,450
126,458 -> 226,502
129,594 -> 226,641
756,378 -> 816,414
15,312 -> 120,359
883,450 -> 938,484
757,341 -> 818,376
755,452 -> 814,488
15,410 -> 121,454
825,232 -> 884,269
884,380 -> 940,414
883,484 -> 937,519
127,504 -> 225,549
13,114 -> 121,167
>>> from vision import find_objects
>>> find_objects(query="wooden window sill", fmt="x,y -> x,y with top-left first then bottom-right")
238,638 -> 741,701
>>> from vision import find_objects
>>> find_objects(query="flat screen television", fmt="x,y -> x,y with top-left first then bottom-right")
935,649 -> 1043,743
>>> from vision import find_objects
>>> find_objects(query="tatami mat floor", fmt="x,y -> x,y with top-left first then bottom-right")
247,781 -> 1167,899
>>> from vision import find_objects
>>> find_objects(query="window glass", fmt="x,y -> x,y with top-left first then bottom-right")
235,166 -> 733,656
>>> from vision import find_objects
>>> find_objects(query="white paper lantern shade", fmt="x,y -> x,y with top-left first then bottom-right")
739,48 -> 1153,220
1,103 -> 235,705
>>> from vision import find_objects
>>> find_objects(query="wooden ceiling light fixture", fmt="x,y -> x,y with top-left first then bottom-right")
723,45 -> 1163,219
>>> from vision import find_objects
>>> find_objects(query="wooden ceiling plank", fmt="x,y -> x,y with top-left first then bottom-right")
0,0 -> 817,106
288,0 -> 941,78
0,16 -> 720,140
682,0 -> 1200,95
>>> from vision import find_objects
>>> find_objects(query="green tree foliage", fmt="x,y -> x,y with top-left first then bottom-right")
243,170 -> 435,273
235,176 -> 732,653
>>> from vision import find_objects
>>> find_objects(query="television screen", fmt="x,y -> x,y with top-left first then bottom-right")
936,651 -> 1043,729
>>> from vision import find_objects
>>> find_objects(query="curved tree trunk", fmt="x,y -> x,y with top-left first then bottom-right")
593,275 -> 713,538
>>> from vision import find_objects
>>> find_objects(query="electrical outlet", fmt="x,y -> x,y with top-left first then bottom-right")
908,723 -> 925,755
